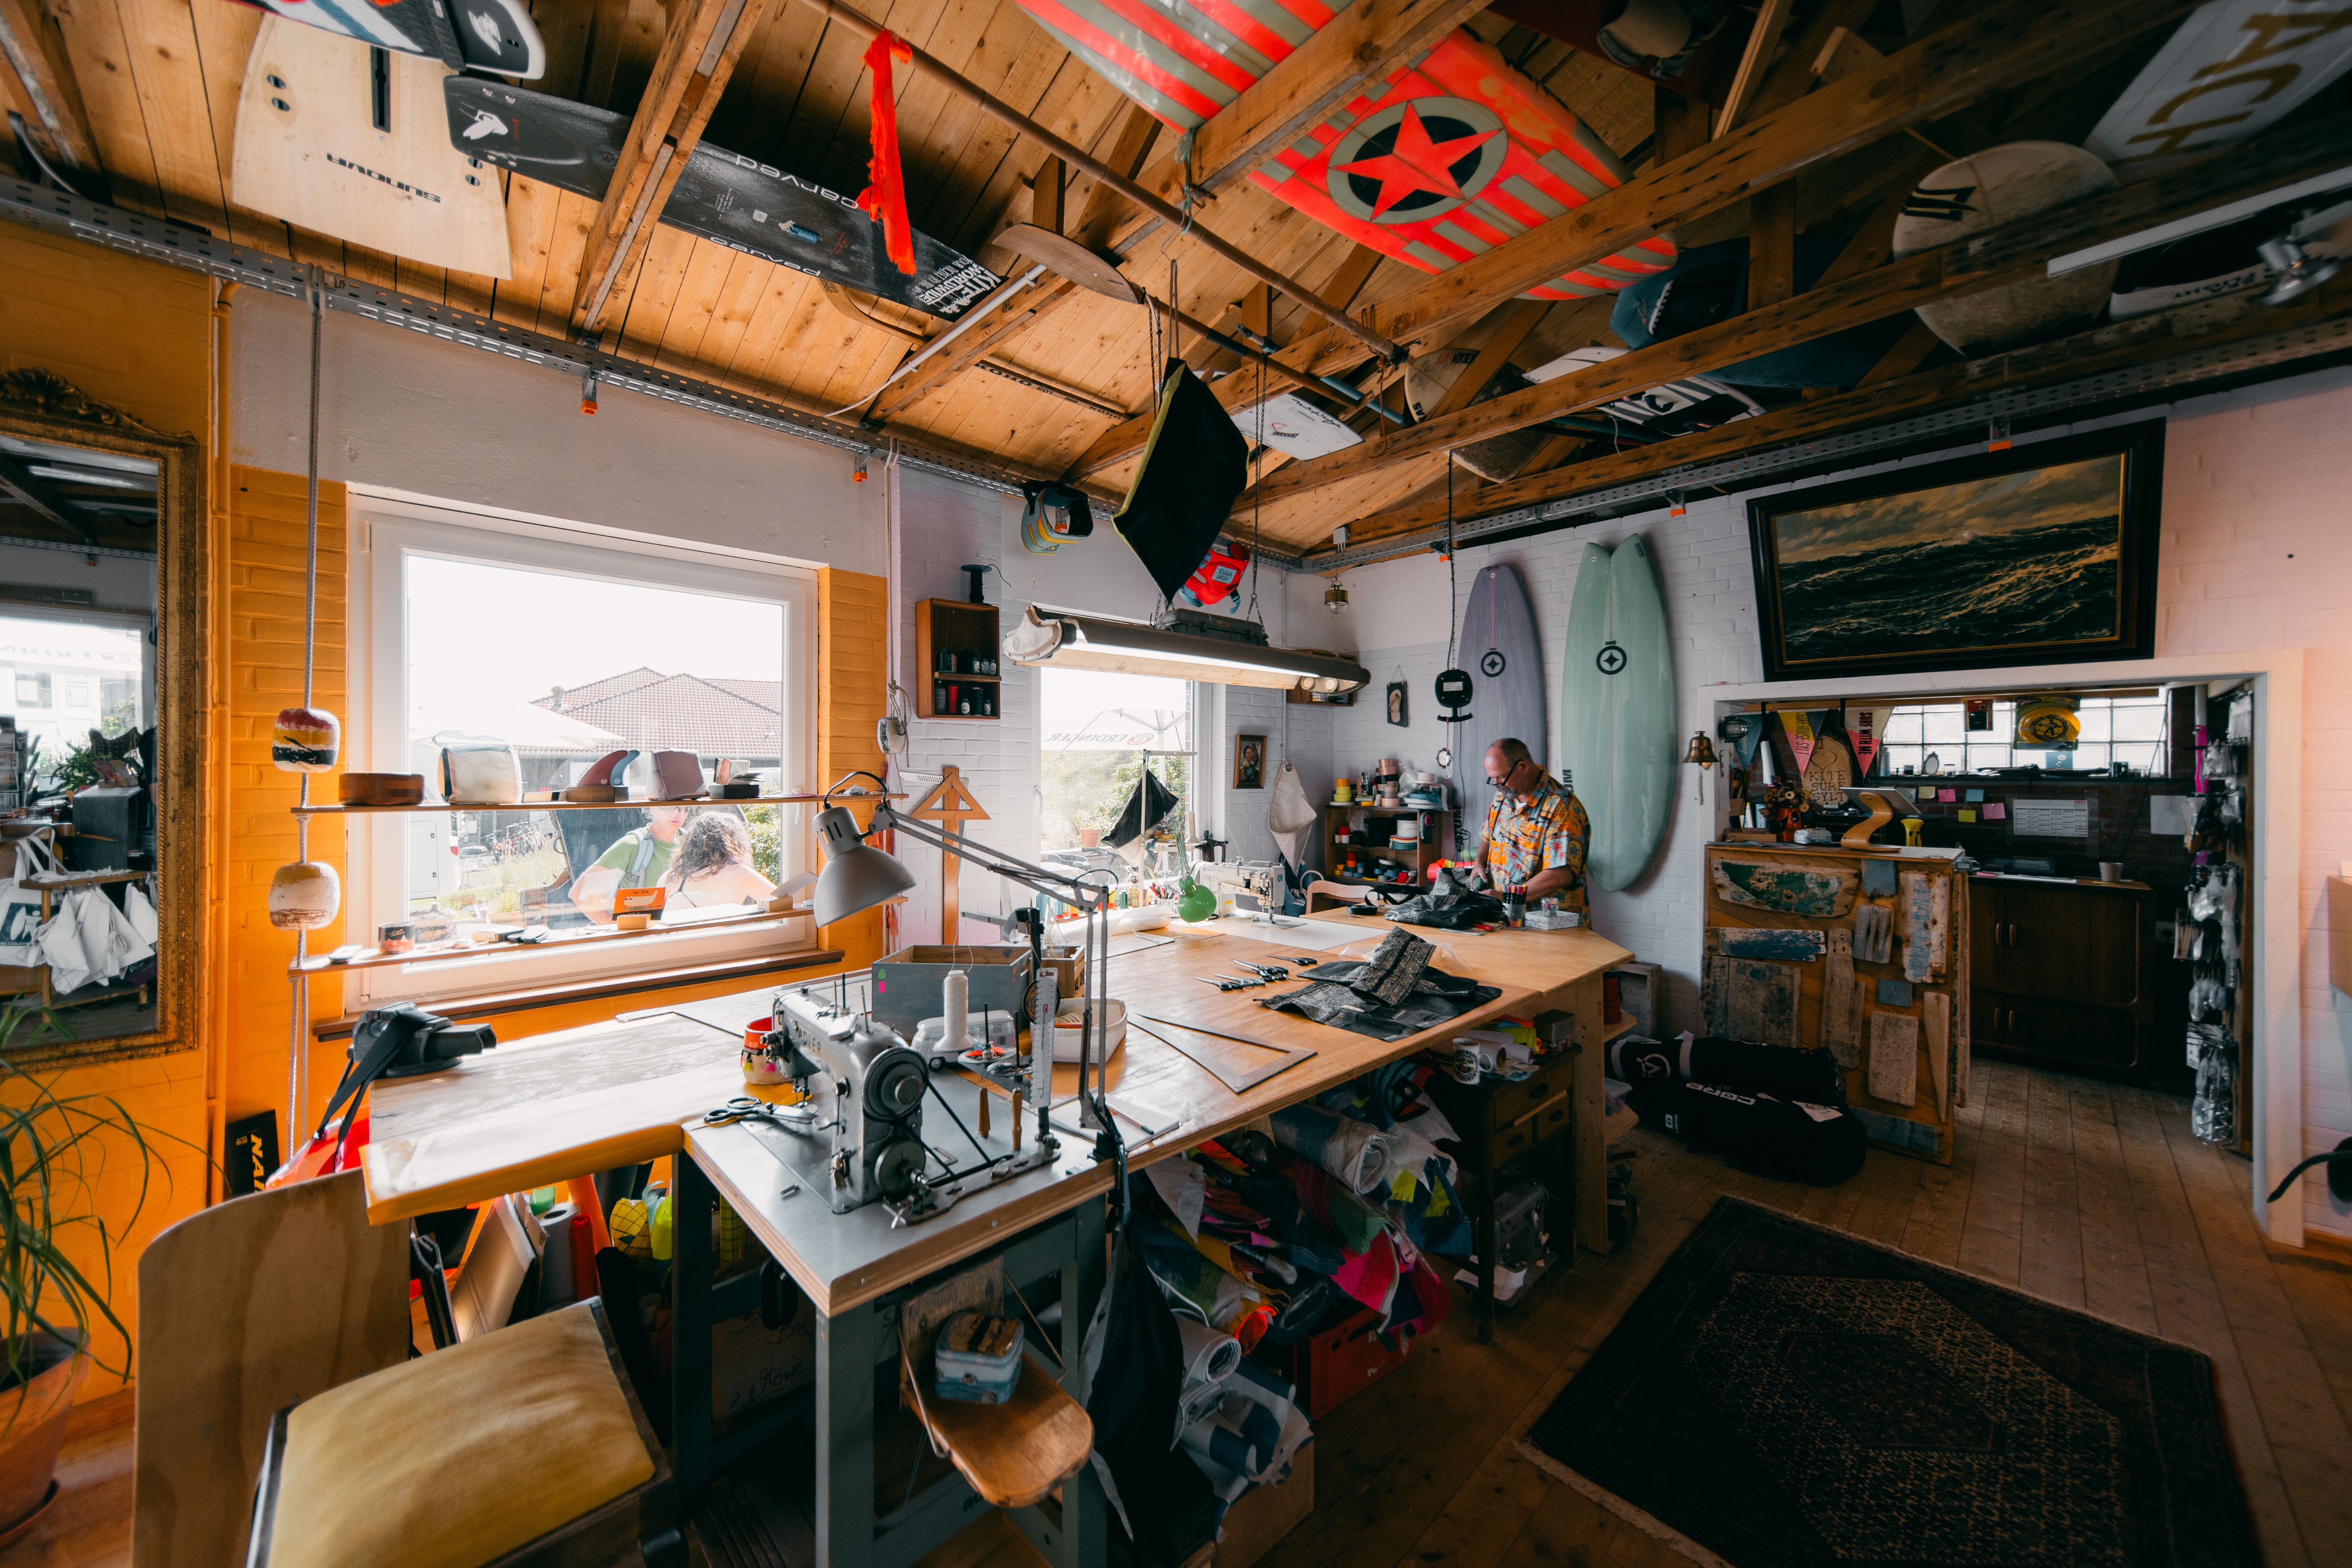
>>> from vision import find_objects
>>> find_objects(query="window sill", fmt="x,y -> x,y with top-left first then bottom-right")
310,947 -> 845,1042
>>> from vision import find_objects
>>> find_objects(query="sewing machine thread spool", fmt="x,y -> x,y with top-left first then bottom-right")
942,968 -> 970,1058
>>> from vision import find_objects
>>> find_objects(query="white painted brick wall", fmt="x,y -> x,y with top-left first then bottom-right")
1328,362 -> 2352,1237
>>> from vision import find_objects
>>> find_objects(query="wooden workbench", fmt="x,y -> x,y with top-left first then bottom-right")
361,913 -> 1628,1568
364,915 -> 1632,1293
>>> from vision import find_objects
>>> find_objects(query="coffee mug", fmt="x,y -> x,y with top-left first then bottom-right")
2099,862 -> 2123,882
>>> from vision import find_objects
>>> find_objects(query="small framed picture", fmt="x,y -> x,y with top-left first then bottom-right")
1386,682 -> 1408,727
1234,733 -> 1266,790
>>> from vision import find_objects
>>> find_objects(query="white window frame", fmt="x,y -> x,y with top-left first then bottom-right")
346,494 -> 818,1008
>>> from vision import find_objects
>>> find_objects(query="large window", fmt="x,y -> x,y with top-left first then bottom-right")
1038,668 -> 1191,880
354,503 -> 815,1003
1876,694 -> 2168,777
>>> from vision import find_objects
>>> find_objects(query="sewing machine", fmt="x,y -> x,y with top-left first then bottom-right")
1189,858 -> 1294,923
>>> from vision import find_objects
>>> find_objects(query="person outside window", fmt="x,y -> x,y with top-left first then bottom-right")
569,804 -> 688,924
1471,737 -> 1591,915
662,812 -> 775,912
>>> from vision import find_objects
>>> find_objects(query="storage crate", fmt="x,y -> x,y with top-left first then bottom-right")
1283,1305 -> 1416,1419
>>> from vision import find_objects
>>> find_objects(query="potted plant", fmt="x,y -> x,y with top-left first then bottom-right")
0,1008 -> 180,1542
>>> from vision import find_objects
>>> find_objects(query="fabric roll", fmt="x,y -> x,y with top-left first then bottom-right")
1269,1105 -> 1395,1194
1175,1315 -> 1243,1387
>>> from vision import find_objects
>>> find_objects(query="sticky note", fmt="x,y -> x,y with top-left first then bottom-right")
1985,803 -> 2006,820
1965,788 -> 1984,802
1959,809 -> 1978,823
1938,789 -> 1958,802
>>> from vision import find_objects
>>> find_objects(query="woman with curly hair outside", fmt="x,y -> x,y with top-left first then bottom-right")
662,811 -> 776,912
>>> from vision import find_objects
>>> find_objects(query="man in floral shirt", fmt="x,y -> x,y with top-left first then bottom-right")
1473,737 -> 1591,916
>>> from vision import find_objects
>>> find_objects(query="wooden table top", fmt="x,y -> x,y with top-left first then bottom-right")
361,915 -> 1630,1312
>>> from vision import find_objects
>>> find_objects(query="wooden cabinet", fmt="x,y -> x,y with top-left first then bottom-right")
1967,877 -> 2170,1074
1323,800 -> 1451,888
915,598 -> 999,720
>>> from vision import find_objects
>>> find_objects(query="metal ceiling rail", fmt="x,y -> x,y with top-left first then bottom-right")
1303,309 -> 2352,573
0,175 -> 1059,501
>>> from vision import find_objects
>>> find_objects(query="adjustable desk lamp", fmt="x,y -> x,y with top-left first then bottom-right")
813,773 -> 1127,1173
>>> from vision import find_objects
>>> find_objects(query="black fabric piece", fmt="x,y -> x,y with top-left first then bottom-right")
1609,1033 -> 1845,1106
1260,958 -> 1501,1042
1087,1218 -> 1219,1562
1523,1196 -> 2258,1568
1625,1080 -> 1864,1187
1113,359 -> 1251,601
1354,927 -> 1433,1005
1103,766 -> 1179,849
1382,879 -> 1506,930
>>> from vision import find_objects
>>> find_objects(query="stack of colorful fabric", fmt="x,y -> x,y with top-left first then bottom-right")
1134,1063 -> 1470,1359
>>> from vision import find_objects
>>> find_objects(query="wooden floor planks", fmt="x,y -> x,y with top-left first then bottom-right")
12,1062 -> 2348,1568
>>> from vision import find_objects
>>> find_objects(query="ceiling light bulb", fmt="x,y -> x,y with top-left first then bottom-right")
1325,582 -> 1348,615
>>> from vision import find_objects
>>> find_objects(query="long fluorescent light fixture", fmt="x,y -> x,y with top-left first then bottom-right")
2047,163 -> 2352,276
1005,604 -> 1369,693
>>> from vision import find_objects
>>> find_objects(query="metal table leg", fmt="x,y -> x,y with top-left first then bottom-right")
817,1293 -> 879,1568
672,1152 -> 715,1518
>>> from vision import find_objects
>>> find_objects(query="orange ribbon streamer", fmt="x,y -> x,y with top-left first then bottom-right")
855,29 -> 917,277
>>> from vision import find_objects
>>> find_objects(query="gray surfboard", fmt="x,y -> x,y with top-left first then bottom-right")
1450,564 -> 1547,855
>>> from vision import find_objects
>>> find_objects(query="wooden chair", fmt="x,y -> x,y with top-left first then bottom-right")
132,1171 -> 411,1567
244,1300 -> 676,1568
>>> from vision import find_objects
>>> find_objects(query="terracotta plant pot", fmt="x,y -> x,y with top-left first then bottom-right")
0,1334 -> 87,1535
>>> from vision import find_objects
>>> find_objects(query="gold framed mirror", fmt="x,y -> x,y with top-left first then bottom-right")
0,370 -> 203,1066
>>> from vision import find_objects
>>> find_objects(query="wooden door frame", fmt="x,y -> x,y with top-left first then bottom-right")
1702,649 -> 2306,1247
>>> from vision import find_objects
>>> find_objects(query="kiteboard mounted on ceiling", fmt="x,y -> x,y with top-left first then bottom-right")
1011,2 -> 1674,303
232,18 -> 513,277
443,79 -> 1001,321
1248,31 -> 1675,302
233,0 -> 546,79
1485,0 -> 1732,105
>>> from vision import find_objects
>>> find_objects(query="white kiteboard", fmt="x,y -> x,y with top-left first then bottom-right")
232,18 -> 512,278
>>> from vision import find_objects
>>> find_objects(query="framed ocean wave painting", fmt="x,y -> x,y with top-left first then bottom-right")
1747,423 -> 2163,681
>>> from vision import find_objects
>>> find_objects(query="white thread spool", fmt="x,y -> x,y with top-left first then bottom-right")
943,969 -> 969,1058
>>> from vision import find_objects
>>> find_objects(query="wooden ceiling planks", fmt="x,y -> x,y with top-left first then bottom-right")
47,0 -> 169,217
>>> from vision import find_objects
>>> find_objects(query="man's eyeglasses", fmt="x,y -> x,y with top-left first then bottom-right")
1486,758 -> 1525,788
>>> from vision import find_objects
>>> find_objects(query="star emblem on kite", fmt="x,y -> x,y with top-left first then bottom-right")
1335,103 -> 1499,217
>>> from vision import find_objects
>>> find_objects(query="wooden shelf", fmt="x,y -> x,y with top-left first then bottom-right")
290,906 -> 815,975
290,793 -> 889,817
917,597 -> 1001,720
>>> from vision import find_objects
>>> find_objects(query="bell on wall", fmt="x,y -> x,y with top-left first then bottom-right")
268,860 -> 341,930
1682,731 -> 1718,802
271,705 -> 340,773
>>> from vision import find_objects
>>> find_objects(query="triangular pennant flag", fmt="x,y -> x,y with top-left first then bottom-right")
1780,710 -> 1818,775
1846,706 -> 1888,777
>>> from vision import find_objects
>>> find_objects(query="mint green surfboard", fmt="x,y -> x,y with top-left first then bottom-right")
1562,535 -> 1676,892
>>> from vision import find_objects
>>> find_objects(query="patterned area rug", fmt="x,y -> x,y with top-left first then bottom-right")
1519,1198 -> 2256,1567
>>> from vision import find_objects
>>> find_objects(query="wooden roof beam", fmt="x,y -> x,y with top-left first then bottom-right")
791,0 -> 1401,363
1321,267 -> 2352,564
571,0 -> 767,336
1227,114 -> 2352,514
1066,0 -> 2200,481
0,448 -> 99,548
0,0 -> 99,176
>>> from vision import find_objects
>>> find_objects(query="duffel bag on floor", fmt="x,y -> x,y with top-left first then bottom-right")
1624,1079 -> 1866,1187
1608,1031 -> 1844,1106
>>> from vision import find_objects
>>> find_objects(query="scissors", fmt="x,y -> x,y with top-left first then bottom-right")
703,1096 -> 800,1128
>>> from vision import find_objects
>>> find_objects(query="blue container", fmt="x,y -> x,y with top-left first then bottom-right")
933,1311 -> 1025,1405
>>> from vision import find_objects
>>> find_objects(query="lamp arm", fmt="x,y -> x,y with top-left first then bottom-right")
871,806 -> 1106,908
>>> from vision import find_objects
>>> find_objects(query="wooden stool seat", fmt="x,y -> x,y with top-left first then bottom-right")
248,1301 -> 674,1568
902,1351 -> 1093,1511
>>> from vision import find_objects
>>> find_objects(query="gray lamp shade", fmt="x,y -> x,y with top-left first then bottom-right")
813,804 -> 916,926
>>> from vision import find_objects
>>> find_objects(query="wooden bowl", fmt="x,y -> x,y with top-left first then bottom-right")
338,772 -> 426,807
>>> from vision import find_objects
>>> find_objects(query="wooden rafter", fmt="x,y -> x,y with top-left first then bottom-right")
1065,0 -> 2198,481
0,0 -> 97,174
1227,114 -> 2352,514
1714,0 -> 1796,137
791,0 -> 1399,361
571,0 -> 768,336
1322,270 -> 2352,564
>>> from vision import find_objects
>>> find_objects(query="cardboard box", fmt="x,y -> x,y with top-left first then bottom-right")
712,1301 -> 815,1432
1217,1441 -> 1313,1568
